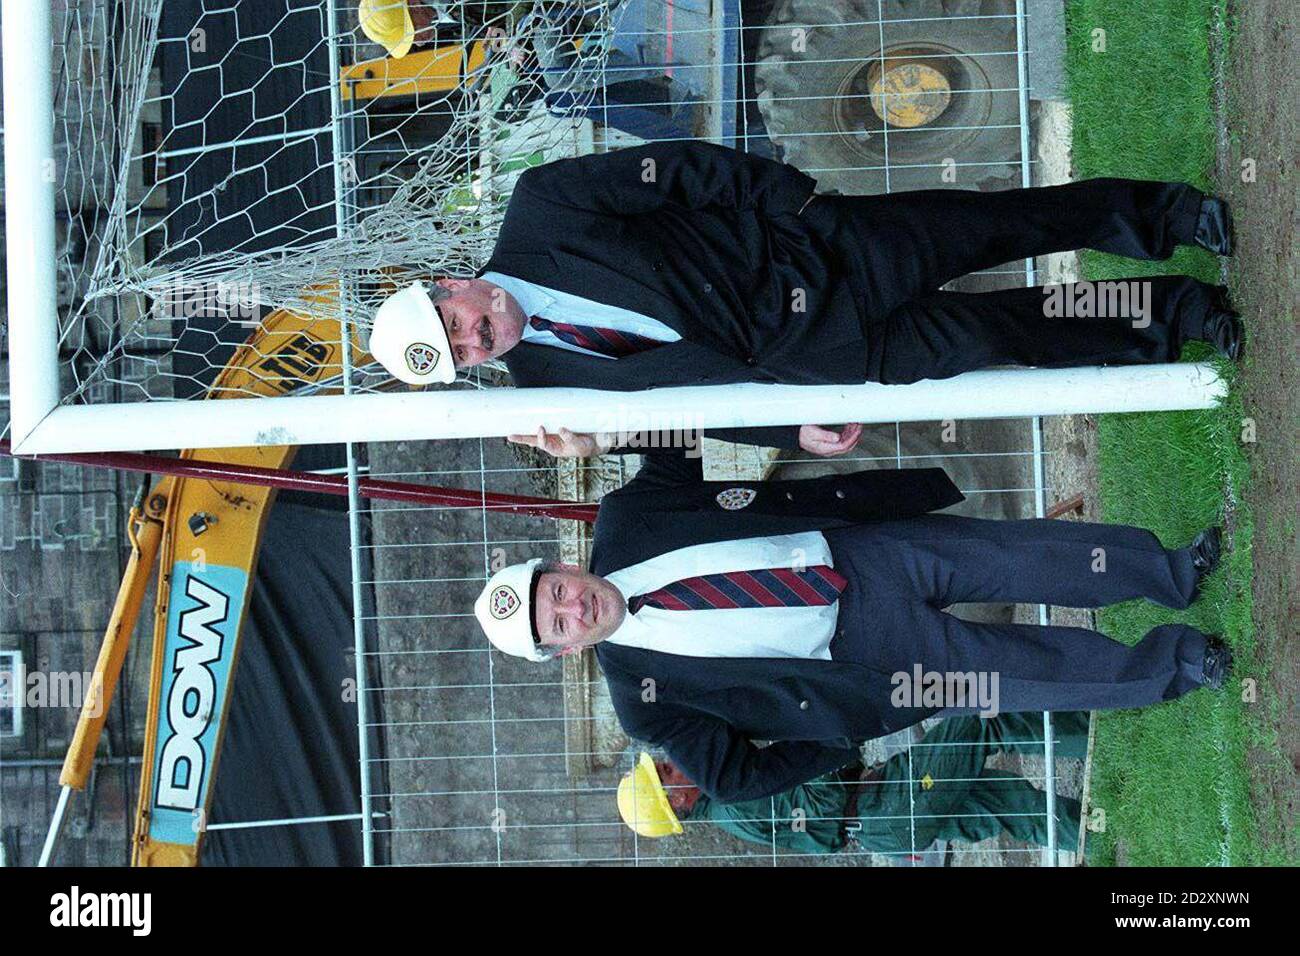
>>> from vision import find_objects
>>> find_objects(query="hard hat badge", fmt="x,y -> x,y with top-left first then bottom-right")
490,585 -> 520,620
405,342 -> 440,376
715,487 -> 757,511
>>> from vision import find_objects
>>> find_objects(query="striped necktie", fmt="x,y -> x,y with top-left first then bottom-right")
628,565 -> 848,614
529,315 -> 662,358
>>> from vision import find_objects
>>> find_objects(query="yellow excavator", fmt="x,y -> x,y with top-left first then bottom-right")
128,301 -> 357,866
13,299 -> 359,867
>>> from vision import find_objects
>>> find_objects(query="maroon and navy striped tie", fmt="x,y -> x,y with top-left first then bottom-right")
628,565 -> 848,614
530,315 -> 662,358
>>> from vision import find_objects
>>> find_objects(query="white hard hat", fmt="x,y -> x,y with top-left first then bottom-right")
474,558 -> 546,661
368,281 -> 457,386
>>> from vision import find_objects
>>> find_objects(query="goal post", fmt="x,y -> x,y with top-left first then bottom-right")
10,366 -> 1227,455
3,0 -> 1226,457
3,0 -> 60,449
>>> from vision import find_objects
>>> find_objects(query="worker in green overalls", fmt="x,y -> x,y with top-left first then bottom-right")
617,712 -> 1088,856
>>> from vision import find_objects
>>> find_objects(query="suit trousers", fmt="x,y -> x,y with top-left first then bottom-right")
823,515 -> 1209,713
802,178 -> 1213,383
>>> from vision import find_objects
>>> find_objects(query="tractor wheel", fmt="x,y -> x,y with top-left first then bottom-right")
755,0 -> 1023,195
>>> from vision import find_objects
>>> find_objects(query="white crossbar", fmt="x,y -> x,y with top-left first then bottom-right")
9,364 -> 1226,454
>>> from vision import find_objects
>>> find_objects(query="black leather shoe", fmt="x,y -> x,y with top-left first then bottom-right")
1209,283 -> 1233,311
1194,197 -> 1234,256
1201,637 -> 1233,690
1191,525 -> 1222,580
1200,286 -> 1244,360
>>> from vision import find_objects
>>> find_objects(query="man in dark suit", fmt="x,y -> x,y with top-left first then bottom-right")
472,448 -> 1231,802
370,141 -> 1241,456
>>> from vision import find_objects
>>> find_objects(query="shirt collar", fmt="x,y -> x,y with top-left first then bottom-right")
481,270 -> 554,324
601,571 -> 642,645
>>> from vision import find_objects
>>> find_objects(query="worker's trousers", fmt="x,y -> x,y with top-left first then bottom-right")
802,178 -> 1216,383
857,712 -> 1087,853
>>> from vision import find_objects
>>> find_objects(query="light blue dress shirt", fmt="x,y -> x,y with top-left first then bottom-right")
482,270 -> 681,359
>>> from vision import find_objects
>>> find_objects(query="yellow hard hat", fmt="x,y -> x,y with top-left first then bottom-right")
617,752 -> 683,838
359,0 -> 416,59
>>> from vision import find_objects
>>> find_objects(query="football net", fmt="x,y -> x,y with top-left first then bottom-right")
46,0 -> 625,408
9,0 -> 1222,457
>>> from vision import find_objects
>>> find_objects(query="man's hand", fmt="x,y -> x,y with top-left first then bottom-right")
798,423 -> 863,456
507,427 -> 608,459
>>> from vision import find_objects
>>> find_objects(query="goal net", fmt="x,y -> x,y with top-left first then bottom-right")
38,0 -> 622,411
4,0 -> 1221,456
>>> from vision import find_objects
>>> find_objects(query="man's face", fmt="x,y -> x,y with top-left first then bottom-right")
434,278 -> 526,368
655,761 -> 702,814
532,565 -> 625,653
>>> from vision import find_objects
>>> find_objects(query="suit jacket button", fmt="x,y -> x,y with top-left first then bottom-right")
835,490 -> 846,499
799,700 -> 810,710
653,261 -> 664,272
703,283 -> 712,292
785,492 -> 794,500
746,355 -> 757,365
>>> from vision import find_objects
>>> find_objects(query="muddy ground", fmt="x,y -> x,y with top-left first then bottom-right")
1218,0 -> 1298,862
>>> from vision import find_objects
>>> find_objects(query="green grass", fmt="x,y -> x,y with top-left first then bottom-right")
1065,0 -> 1282,865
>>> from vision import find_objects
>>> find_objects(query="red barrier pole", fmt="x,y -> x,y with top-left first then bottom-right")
0,439 -> 598,524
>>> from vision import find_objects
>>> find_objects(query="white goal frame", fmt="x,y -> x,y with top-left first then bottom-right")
3,0 -> 1226,456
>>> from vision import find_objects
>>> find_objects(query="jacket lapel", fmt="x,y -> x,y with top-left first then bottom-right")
595,640 -> 915,745
507,337 -> 743,390
486,249 -> 680,329
590,468 -> 964,574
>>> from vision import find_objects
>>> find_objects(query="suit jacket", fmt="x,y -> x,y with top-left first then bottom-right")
590,451 -> 964,802
489,141 -> 873,450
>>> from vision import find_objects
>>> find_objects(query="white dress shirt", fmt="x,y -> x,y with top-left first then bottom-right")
604,532 -> 840,660
482,270 -> 680,359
